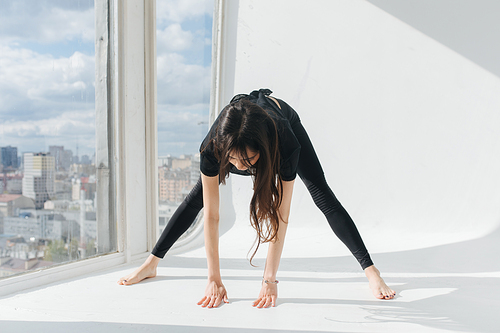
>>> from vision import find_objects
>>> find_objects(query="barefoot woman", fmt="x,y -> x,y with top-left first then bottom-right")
118,88 -> 395,307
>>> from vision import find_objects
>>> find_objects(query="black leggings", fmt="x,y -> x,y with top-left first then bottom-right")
152,120 -> 374,270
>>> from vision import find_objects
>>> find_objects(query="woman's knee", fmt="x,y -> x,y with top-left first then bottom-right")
183,178 -> 204,209
305,180 -> 341,213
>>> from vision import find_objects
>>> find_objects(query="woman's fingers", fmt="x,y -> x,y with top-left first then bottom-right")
253,295 -> 277,308
208,296 -> 216,308
198,295 -> 227,308
263,297 -> 272,308
257,297 -> 269,308
198,296 -> 213,308
212,295 -> 222,308
257,298 -> 265,308
197,296 -> 207,305
198,280 -> 229,308
202,291 -> 279,309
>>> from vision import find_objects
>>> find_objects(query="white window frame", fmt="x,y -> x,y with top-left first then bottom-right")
0,0 -> 225,297
0,0 -> 162,296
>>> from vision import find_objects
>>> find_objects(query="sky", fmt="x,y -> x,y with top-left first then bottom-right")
156,0 -> 213,157
0,0 -> 96,158
0,0 -> 213,160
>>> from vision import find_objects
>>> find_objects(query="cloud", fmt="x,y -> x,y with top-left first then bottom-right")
0,109 -> 95,156
157,105 -> 209,156
0,45 -> 95,120
156,0 -> 214,25
157,24 -> 194,53
0,0 -> 94,44
0,0 -> 213,158
2,109 -> 94,137
154,0 -> 213,155
157,53 -> 211,106
0,0 -> 95,156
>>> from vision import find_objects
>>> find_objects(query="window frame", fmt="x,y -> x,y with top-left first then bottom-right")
0,0 -> 162,296
0,0 -> 224,297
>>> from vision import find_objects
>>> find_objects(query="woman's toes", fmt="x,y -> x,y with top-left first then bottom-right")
117,275 -> 133,285
384,291 -> 395,299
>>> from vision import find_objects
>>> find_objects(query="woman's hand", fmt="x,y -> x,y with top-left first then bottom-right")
197,279 -> 229,308
253,281 -> 278,308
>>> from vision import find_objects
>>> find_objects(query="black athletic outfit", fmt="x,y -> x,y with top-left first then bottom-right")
152,88 -> 374,270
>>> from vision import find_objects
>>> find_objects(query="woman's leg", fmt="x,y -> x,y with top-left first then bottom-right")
291,120 -> 395,298
152,177 -> 204,258
292,120 -> 373,269
118,177 -> 204,285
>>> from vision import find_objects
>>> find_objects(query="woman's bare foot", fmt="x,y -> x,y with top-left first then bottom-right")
117,254 -> 160,285
364,265 -> 395,299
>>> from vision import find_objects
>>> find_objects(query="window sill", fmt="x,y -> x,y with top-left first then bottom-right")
0,251 -> 130,297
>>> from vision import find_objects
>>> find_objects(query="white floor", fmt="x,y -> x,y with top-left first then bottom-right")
1,221 -> 499,333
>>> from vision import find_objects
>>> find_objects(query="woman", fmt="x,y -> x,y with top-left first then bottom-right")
118,89 -> 396,307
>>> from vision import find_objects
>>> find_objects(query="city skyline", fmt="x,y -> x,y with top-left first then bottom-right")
0,144 -> 95,170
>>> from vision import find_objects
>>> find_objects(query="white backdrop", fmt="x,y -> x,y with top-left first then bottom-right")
212,0 -> 500,254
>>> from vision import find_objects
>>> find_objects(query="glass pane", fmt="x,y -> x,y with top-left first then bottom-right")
0,0 -> 111,278
156,1 -> 213,239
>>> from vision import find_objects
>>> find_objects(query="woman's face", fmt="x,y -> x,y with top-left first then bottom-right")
228,147 -> 260,171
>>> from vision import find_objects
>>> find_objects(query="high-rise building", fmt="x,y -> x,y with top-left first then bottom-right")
158,155 -> 200,203
61,149 -> 73,170
81,155 -> 90,165
22,153 -> 55,209
49,146 -> 64,171
158,168 -> 191,203
49,146 -> 73,171
1,146 -> 18,169
158,156 -> 173,168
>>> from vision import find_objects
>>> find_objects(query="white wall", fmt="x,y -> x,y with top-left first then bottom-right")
218,0 -> 500,251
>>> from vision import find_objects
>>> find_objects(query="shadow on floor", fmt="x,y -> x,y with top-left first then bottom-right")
162,225 -> 500,274
156,225 -> 500,333
0,321 -> 343,333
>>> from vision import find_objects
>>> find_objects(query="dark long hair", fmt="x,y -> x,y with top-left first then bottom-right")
213,99 -> 283,264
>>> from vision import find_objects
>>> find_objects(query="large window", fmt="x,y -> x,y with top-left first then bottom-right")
156,0 -> 214,240
0,0 -> 114,278
0,0 -> 218,290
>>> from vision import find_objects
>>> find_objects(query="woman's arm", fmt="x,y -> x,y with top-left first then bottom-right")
197,173 -> 229,308
253,179 -> 295,308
